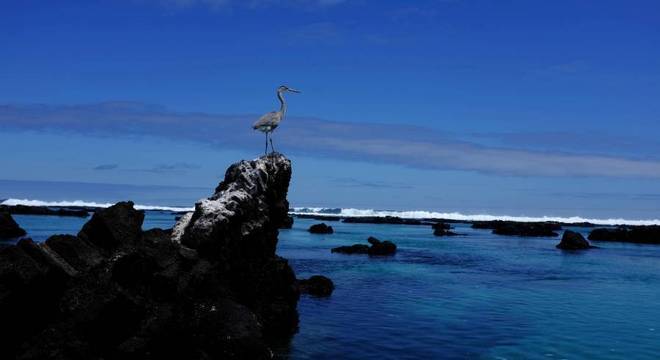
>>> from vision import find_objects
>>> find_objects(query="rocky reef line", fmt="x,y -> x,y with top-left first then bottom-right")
0,154 -> 301,359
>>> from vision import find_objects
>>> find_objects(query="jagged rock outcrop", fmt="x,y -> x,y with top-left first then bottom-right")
331,236 -> 397,256
556,230 -> 593,250
0,211 -> 27,239
308,223 -> 334,234
0,154 -> 299,360
297,275 -> 334,297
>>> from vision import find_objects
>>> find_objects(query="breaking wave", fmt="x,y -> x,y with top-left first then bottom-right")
0,198 -> 194,212
3,199 -> 659,226
291,207 -> 660,226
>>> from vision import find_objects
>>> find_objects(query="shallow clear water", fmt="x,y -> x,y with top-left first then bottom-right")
8,214 -> 660,359
277,218 -> 660,360
9,211 -> 179,243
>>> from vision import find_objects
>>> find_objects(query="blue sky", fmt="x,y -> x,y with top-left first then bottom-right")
1,0 -> 660,218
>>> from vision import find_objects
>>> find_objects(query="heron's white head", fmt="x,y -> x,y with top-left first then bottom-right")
278,85 -> 301,94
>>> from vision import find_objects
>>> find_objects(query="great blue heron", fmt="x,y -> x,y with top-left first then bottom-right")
253,85 -> 301,154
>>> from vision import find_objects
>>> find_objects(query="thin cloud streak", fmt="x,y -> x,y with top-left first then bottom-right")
2,102 -> 660,179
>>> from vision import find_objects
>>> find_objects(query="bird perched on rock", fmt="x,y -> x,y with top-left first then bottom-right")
253,85 -> 301,154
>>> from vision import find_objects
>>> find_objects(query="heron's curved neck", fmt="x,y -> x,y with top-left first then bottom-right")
277,91 -> 287,114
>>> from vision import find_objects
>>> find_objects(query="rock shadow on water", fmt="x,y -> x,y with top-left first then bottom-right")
398,248 -> 492,269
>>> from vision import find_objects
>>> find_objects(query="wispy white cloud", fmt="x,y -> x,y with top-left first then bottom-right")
2,102 -> 660,179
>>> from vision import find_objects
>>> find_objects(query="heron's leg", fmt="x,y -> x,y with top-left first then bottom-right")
270,134 -> 276,154
264,132 -> 268,155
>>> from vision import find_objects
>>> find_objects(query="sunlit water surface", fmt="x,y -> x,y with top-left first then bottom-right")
9,213 -> 660,359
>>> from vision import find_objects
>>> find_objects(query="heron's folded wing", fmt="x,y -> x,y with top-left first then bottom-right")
253,111 -> 280,128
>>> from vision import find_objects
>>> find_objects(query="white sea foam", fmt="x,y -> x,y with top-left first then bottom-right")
290,207 -> 660,226
3,199 -> 658,226
0,198 -> 194,212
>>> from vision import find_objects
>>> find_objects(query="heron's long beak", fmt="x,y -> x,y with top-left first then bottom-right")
288,88 -> 301,93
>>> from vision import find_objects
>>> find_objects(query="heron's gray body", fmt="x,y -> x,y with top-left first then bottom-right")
253,86 -> 299,154
253,111 -> 283,133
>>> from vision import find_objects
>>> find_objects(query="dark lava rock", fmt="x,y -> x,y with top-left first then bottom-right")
45,234 -> 104,271
0,154 -> 298,360
0,204 -> 89,218
473,220 -> 559,237
367,236 -> 397,255
343,216 -> 425,225
0,211 -> 27,239
332,236 -> 397,256
556,230 -> 593,250
588,226 -> 660,244
432,222 -> 459,236
280,215 -> 294,229
297,275 -> 334,297
331,244 -> 370,254
78,201 -> 145,252
309,223 -> 334,234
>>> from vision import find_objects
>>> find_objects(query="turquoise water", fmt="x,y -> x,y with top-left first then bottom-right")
278,218 -> 660,360
8,214 -> 660,359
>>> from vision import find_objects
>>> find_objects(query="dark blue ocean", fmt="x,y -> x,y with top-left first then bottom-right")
10,213 -> 660,359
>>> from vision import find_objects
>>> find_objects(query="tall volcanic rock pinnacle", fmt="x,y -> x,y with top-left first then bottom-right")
0,154 -> 298,360
174,153 -> 291,259
173,153 -> 298,337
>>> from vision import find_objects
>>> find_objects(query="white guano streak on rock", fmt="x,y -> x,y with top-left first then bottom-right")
171,212 -> 193,243
184,156 -> 275,240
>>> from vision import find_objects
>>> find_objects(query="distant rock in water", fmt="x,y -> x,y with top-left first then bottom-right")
297,275 -> 334,297
432,222 -> 459,236
588,226 -> 660,244
0,153 -> 299,359
309,223 -> 334,234
367,236 -> 397,255
343,216 -> 425,225
473,220 -> 560,237
556,230 -> 593,250
294,214 -> 342,221
281,215 -> 294,229
0,204 -> 89,218
332,236 -> 397,256
0,212 -> 26,239
331,243 -> 370,254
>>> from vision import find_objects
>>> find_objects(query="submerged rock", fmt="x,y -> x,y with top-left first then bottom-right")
588,226 -> 660,244
0,211 -> 27,239
0,154 -> 299,359
432,222 -> 459,236
331,244 -> 370,254
556,230 -> 593,250
297,275 -> 334,297
309,223 -> 334,234
331,236 -> 397,256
